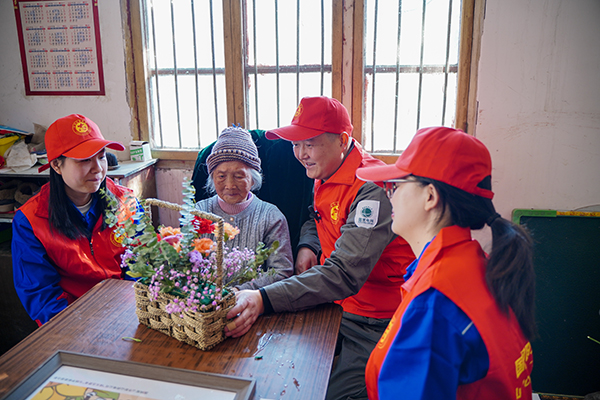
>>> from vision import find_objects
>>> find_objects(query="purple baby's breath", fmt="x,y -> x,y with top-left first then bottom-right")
120,249 -> 135,269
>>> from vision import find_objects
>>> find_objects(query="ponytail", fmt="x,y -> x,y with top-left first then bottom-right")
486,216 -> 536,340
415,176 -> 537,341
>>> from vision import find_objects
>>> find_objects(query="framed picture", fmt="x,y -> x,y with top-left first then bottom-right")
13,0 -> 105,95
3,351 -> 255,400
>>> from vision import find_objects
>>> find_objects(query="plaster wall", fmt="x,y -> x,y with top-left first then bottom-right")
0,0 -> 133,158
476,0 -> 600,218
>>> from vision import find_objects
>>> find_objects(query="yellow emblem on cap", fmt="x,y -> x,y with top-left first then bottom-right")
293,103 -> 303,121
72,119 -> 90,135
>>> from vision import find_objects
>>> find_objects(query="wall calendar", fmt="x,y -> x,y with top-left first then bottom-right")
14,0 -> 105,95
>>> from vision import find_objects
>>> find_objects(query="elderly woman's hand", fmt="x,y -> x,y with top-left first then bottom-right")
224,290 -> 264,337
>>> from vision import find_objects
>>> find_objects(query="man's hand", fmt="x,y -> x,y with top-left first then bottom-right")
224,290 -> 264,337
294,247 -> 318,274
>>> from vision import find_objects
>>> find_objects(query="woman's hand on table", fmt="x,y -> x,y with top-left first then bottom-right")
225,290 -> 264,337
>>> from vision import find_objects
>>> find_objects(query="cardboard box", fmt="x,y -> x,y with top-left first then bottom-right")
130,141 -> 152,161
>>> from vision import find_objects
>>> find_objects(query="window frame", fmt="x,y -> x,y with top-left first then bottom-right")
125,0 -> 483,162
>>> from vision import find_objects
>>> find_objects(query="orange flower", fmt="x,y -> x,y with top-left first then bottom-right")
159,226 -> 181,237
172,241 -> 182,253
158,226 -> 182,250
193,238 -> 214,255
214,222 -> 240,241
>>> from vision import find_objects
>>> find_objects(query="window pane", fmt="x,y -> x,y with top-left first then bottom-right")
247,71 -> 332,130
156,75 -> 178,148
152,0 -> 174,70
422,0 -> 460,65
142,0 -> 227,150
245,0 -> 333,130
364,0 -> 461,154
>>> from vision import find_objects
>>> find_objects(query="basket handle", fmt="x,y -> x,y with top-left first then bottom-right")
144,198 -> 225,289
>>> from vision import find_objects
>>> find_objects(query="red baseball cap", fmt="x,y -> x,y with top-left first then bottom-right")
266,96 -> 353,141
39,114 -> 125,172
356,126 -> 494,199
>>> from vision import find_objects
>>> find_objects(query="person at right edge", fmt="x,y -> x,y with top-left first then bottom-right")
357,126 -> 536,399
224,96 -> 415,400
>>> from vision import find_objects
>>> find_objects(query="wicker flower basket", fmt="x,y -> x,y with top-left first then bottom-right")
133,198 -> 236,351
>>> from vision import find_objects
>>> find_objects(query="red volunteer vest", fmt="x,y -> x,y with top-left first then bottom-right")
314,141 -> 414,319
20,179 -> 133,303
366,226 -> 533,400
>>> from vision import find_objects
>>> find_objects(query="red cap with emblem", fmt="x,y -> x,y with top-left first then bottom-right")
356,126 -> 494,199
266,96 -> 353,141
39,114 -> 125,172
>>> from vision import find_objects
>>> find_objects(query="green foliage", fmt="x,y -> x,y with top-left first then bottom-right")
101,182 -> 199,285
253,240 -> 279,270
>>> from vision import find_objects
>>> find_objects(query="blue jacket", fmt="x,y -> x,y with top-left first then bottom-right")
12,179 -> 134,325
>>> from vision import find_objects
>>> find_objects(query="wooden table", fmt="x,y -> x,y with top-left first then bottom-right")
0,279 -> 343,400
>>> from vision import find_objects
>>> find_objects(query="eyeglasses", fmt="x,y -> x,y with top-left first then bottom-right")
383,178 -> 417,199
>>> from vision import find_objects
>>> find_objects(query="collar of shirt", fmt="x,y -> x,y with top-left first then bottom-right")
403,239 -> 433,282
71,194 -> 101,231
217,192 -> 254,215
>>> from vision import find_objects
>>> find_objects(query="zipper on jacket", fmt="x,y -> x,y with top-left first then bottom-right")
90,235 -> 111,279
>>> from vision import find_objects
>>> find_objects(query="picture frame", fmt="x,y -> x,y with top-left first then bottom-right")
2,351 -> 255,400
13,0 -> 106,96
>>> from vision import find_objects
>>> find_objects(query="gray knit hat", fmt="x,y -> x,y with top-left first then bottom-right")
206,126 -> 261,174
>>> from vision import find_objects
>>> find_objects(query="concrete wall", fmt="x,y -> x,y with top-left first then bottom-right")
472,0 -> 600,248
0,0 -> 133,155
476,0 -> 600,216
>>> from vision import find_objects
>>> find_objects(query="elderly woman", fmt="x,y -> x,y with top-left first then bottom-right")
195,126 -> 294,290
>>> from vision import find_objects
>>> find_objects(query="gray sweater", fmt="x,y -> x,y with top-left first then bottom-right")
195,195 -> 294,290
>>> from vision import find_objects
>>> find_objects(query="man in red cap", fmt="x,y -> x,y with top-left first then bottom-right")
12,114 -> 136,326
224,97 -> 415,400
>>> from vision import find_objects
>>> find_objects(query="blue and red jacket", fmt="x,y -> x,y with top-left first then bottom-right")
366,225 -> 533,399
12,179 -> 133,326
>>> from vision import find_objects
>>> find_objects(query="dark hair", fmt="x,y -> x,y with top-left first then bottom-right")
415,176 -> 537,341
48,156 -> 110,239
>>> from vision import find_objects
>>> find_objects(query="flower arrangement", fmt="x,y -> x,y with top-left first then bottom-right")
103,179 -> 278,316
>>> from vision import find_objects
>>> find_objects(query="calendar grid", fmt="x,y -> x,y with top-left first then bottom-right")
14,0 -> 105,95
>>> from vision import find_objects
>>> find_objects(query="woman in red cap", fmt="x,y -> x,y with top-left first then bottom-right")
12,114 -> 136,326
356,127 -> 536,399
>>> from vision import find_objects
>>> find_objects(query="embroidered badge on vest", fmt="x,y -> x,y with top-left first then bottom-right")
330,201 -> 340,224
355,200 -> 380,228
515,342 -> 532,379
377,314 -> 396,348
110,229 -> 125,247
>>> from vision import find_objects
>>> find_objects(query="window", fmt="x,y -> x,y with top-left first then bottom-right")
134,0 -> 228,151
127,0 -> 480,160
363,0 -> 461,153
245,0 -> 333,130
